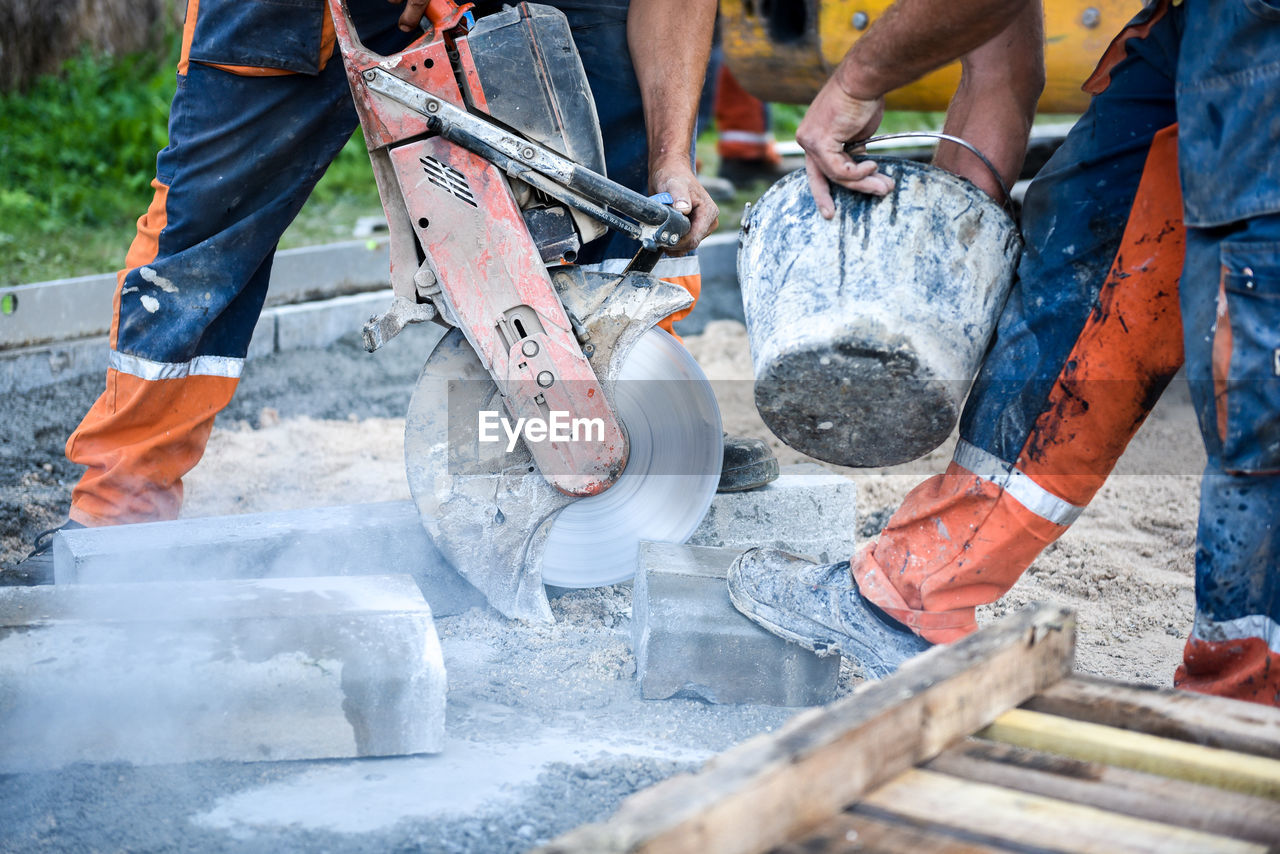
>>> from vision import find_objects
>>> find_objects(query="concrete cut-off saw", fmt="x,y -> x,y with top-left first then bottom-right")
328,0 -> 722,621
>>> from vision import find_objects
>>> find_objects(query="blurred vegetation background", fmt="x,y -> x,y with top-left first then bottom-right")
0,2 -> 382,286
0,3 -> 947,286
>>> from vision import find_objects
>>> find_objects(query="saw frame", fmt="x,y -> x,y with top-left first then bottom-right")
328,0 -> 722,619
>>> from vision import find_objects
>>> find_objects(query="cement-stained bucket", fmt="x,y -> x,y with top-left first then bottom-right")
739,149 -> 1021,466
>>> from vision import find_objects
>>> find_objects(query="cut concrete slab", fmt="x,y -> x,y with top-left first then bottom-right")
273,292 -> 409,352
689,464 -> 857,564
1,240 -> 390,352
55,464 -> 855,614
632,542 -> 840,706
0,574 -> 446,772
53,501 -> 489,617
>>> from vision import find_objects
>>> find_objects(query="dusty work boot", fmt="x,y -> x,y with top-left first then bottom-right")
727,547 -> 932,679
718,434 -> 779,492
2,520 -> 86,586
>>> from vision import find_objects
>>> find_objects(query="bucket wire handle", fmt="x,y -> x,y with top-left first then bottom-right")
847,132 -> 1013,210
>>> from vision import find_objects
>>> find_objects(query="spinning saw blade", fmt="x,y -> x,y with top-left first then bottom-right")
540,326 -> 721,587
405,321 -> 721,618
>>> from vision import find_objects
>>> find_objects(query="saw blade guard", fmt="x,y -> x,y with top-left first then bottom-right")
539,327 -> 721,588
404,271 -> 720,620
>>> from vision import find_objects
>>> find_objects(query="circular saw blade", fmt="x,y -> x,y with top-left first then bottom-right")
539,327 -> 722,588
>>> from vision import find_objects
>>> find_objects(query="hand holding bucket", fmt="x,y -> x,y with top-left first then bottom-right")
738,136 -> 1021,467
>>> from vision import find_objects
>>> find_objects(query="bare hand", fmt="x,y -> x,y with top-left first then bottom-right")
392,0 -> 430,33
649,160 -> 719,254
795,77 -> 894,218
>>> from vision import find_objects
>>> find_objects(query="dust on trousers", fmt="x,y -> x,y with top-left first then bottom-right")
851,0 -> 1280,705
64,0 -> 702,527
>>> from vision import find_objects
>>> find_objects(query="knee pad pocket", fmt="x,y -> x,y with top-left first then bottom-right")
1218,241 -> 1280,473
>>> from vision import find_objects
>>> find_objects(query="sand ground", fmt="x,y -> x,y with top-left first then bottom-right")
175,319 -> 1204,688
0,317 -> 1209,852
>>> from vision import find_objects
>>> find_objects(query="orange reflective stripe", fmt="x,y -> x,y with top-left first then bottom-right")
68,370 -> 239,526
178,0 -> 199,76
319,2 -> 337,71
657,272 -> 701,338
1015,124 -> 1185,506
1082,0 -> 1171,95
199,63 -> 297,77
1176,636 -> 1280,706
111,178 -> 171,350
1212,270 -> 1232,446
852,461 -> 1068,644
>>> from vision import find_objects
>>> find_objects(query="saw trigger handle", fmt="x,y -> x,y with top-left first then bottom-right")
423,0 -> 474,32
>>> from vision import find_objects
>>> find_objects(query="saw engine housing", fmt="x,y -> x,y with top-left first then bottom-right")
328,0 -> 720,619
330,0 -> 690,498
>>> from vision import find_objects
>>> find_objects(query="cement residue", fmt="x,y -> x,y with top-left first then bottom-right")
0,320 -> 1206,850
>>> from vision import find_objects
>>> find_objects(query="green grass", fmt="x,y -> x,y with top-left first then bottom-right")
1,40 -> 1073,286
0,42 -> 381,286
0,47 -> 175,285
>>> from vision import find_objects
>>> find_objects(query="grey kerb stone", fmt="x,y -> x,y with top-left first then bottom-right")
53,501 -> 489,618
0,574 -> 446,772
689,464 -> 857,564
632,542 -> 841,707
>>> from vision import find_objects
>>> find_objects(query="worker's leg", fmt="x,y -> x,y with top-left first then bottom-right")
713,65 -> 781,181
850,8 -> 1187,642
1175,219 -> 1280,705
66,1 -> 412,526
556,0 -> 702,334
1170,0 -> 1280,705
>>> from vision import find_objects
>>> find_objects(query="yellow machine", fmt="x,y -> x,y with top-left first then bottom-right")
719,0 -> 1141,112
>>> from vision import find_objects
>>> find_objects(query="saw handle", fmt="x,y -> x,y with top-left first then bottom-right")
846,132 -> 1013,210
421,0 -> 474,31
328,0 -> 472,57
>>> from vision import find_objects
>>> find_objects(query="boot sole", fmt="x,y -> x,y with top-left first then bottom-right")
716,458 -> 781,493
727,581 -> 846,659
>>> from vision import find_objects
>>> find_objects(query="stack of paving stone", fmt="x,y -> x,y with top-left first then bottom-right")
1,465 -> 856,772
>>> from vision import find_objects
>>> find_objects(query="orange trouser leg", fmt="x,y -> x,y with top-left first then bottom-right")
67,370 -> 239,526
1176,637 -> 1280,705
713,66 -> 778,164
854,126 -> 1187,644
657,272 -> 702,338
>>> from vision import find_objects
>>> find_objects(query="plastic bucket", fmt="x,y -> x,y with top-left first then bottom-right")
739,154 -> 1021,466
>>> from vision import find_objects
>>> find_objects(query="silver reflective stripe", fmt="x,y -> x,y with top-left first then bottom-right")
109,350 -> 244,381
952,439 -> 1084,527
719,130 -> 774,145
581,255 -> 701,279
1191,612 -> 1280,656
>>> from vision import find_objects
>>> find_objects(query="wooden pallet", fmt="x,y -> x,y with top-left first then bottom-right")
541,604 -> 1280,854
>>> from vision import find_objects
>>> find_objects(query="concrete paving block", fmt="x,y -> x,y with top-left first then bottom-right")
672,233 -> 742,336
246,310 -> 277,360
54,501 -> 489,618
632,542 -> 840,706
0,335 -> 108,395
273,292 -> 389,352
265,239 -> 390,305
0,273 -> 116,350
2,241 -> 390,352
689,464 -> 857,563
0,575 -> 446,772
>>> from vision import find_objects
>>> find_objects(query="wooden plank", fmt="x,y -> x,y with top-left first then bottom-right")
927,739 -> 1280,845
978,708 -> 1280,799
862,768 -> 1267,854
1024,674 -> 1280,759
771,809 -> 1019,854
538,604 -> 1077,854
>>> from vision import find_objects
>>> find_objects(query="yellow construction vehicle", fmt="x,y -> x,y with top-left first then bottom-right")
719,0 -> 1141,112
